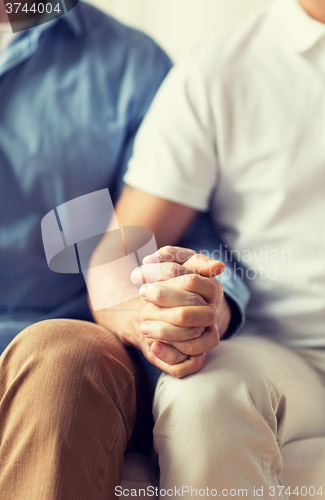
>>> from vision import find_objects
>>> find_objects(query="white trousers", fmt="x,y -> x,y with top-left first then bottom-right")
153,334 -> 325,499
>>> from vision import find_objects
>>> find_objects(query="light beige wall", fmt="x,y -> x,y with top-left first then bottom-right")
85,0 -> 273,60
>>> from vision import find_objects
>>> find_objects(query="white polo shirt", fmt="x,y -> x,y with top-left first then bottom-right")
124,0 -> 325,347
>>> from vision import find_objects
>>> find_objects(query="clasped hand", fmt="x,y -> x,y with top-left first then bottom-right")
131,246 -> 229,378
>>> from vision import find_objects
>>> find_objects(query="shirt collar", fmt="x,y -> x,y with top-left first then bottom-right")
34,3 -> 84,38
60,3 -> 83,37
269,0 -> 325,53
0,5 -> 83,77
4,2 -> 83,39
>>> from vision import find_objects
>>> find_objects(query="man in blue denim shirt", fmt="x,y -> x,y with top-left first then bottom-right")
0,2 -> 249,498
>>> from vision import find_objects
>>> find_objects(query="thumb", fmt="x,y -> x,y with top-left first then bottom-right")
182,253 -> 225,278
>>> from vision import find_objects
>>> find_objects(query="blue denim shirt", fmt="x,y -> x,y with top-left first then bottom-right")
0,2 -> 250,355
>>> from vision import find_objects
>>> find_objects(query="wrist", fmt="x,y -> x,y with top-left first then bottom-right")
91,295 -> 143,348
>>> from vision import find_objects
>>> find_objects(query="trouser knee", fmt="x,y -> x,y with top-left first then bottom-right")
0,319 -> 137,438
153,340 -> 281,439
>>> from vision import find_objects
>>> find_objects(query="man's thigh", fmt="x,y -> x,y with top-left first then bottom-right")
232,333 -> 325,444
0,319 -> 141,499
155,334 -> 325,444
0,319 -> 154,451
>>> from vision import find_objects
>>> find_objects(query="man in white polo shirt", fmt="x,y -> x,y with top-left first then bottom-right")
99,0 -> 325,496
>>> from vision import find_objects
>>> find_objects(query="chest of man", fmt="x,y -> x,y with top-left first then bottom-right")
211,34 -> 325,344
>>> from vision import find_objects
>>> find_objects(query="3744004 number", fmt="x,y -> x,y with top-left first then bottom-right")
5,3 -> 61,14
269,485 -> 324,496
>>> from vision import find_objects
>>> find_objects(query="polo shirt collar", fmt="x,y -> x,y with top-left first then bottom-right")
270,0 -> 325,53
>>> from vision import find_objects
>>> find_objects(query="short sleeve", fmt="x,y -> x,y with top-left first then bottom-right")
124,57 -> 218,211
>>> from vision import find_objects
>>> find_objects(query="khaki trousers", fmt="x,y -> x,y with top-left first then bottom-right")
153,334 -> 325,499
0,319 -> 139,500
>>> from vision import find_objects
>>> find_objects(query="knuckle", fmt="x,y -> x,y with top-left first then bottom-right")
163,262 -> 177,278
161,246 -> 174,262
206,306 -> 218,324
192,294 -> 205,306
183,274 -> 193,289
184,340 -> 195,356
190,274 -> 200,287
157,323 -> 166,339
212,334 -> 220,348
191,355 -> 205,373
184,273 -> 199,290
193,326 -> 205,338
172,366 -> 184,379
175,308 -> 188,325
160,245 -> 169,253
154,287 -> 164,303
171,262 -> 179,276
208,326 -> 220,349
